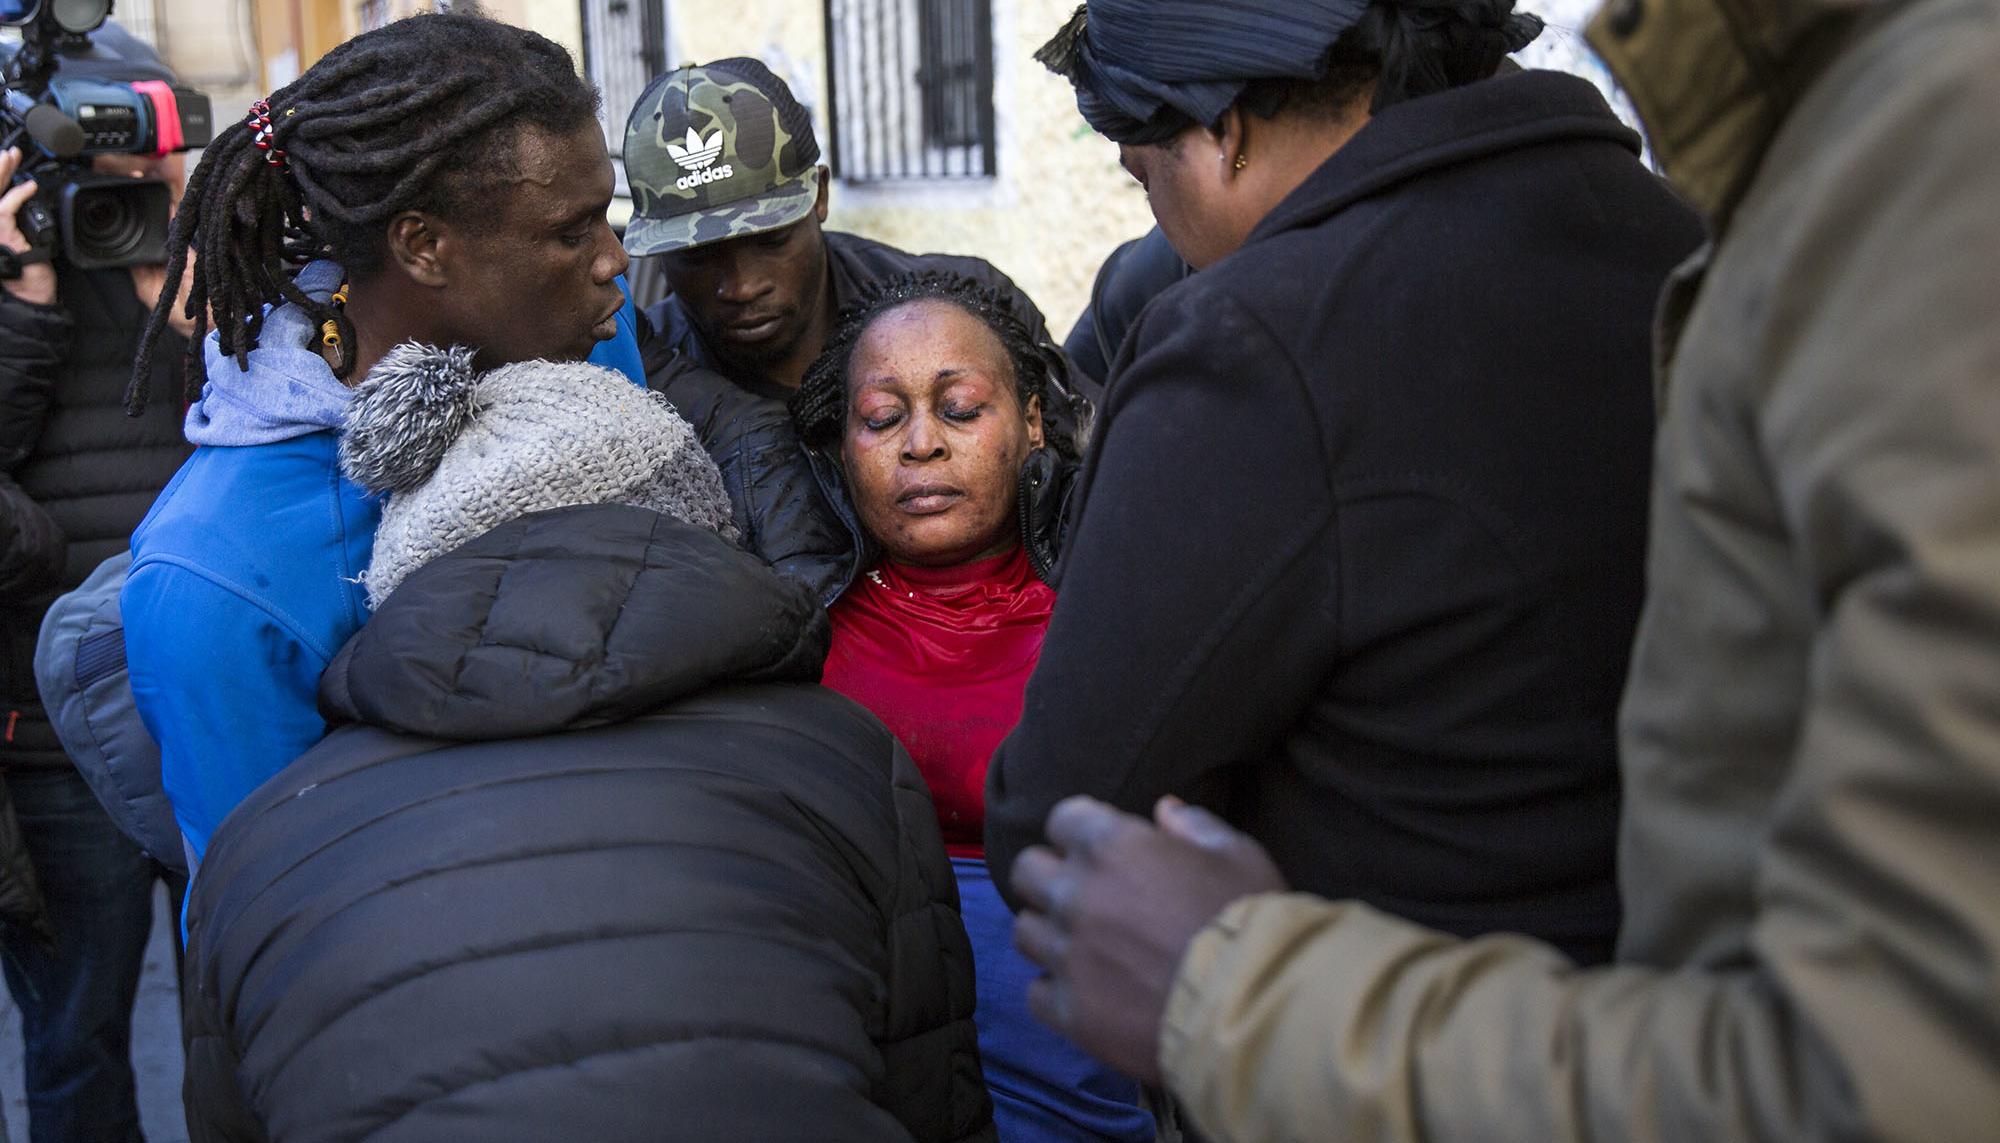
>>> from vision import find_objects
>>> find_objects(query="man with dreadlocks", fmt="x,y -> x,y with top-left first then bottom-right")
120,12 -> 643,867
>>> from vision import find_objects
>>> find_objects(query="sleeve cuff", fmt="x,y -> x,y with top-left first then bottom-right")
1161,893 -> 1352,1093
0,285 -> 69,319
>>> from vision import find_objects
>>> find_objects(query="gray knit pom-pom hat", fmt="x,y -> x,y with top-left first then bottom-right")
340,342 -> 739,608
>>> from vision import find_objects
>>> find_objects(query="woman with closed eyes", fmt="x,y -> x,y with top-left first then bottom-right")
793,271 -> 1153,1143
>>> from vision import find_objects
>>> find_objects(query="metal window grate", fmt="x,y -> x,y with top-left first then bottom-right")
580,0 -> 669,198
825,0 -> 995,183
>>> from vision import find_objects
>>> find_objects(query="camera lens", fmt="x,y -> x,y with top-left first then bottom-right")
61,178 -> 169,269
50,0 -> 110,33
72,185 -> 149,262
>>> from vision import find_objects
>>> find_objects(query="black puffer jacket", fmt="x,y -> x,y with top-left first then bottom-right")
644,231 -> 1095,604
181,505 -> 992,1143
0,266 -> 188,769
0,268 -> 184,937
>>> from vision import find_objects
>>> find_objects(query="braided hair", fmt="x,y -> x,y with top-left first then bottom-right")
791,272 -> 1074,460
126,13 -> 600,413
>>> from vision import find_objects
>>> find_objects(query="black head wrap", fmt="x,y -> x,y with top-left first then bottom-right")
1039,0 -> 1543,143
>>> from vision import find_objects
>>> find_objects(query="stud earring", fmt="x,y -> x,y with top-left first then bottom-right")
1233,154 -> 1249,171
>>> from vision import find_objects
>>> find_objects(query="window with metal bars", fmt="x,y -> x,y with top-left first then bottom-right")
825,0 -> 995,182
578,0 -> 669,198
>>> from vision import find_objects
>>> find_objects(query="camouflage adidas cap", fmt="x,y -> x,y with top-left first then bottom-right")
622,58 -> 824,256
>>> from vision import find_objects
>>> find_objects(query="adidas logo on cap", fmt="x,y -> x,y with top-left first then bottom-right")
666,128 -> 734,190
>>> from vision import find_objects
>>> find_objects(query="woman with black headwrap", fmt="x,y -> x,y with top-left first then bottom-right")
986,0 -> 1704,965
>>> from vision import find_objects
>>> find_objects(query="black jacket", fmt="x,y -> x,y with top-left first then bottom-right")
0,266 -> 188,769
642,230 -> 1093,604
181,505 -> 993,1143
985,71 -> 1708,966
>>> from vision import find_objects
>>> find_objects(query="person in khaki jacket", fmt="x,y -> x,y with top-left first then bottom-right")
1008,0 -> 2000,1138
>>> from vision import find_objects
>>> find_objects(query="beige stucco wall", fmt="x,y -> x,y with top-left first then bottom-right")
668,0 -> 1154,332
153,0 -> 271,120
479,0 -> 583,58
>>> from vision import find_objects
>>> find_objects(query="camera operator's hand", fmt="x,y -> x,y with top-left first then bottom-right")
0,148 -> 55,307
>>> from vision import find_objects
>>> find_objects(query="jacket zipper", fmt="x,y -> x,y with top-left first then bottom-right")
1019,465 -> 1054,586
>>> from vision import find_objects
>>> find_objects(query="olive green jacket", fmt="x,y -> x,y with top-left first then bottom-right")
1158,0 -> 2000,1138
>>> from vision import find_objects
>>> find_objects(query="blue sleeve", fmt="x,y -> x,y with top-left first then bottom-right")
123,561 -> 335,863
587,275 -> 646,387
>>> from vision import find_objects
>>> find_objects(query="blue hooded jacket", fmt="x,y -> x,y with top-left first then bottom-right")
124,262 -> 644,862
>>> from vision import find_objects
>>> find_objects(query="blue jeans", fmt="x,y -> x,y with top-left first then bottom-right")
1,767 -> 175,1143
954,857 -> 1155,1143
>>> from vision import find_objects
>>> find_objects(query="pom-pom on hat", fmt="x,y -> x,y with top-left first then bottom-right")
340,342 -> 738,608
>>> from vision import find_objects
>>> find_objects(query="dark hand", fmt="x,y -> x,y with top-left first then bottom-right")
1010,795 -> 1286,1083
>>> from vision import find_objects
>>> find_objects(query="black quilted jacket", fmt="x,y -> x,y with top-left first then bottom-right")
180,504 -> 992,1143
0,266 -> 188,769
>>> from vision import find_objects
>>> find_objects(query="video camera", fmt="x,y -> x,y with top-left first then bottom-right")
1,0 -> 212,270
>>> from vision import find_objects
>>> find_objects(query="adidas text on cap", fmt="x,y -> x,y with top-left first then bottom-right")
622,58 -> 823,256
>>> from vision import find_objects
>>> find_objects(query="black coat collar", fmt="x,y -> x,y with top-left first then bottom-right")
1250,71 -> 1643,245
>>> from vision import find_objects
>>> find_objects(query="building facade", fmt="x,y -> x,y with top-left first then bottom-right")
582,0 -> 1640,335
604,0 -> 1155,330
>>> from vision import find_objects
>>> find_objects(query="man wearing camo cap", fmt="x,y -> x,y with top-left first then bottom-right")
622,59 -> 1090,604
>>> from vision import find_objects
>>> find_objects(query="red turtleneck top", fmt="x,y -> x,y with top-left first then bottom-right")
821,547 -> 1056,858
